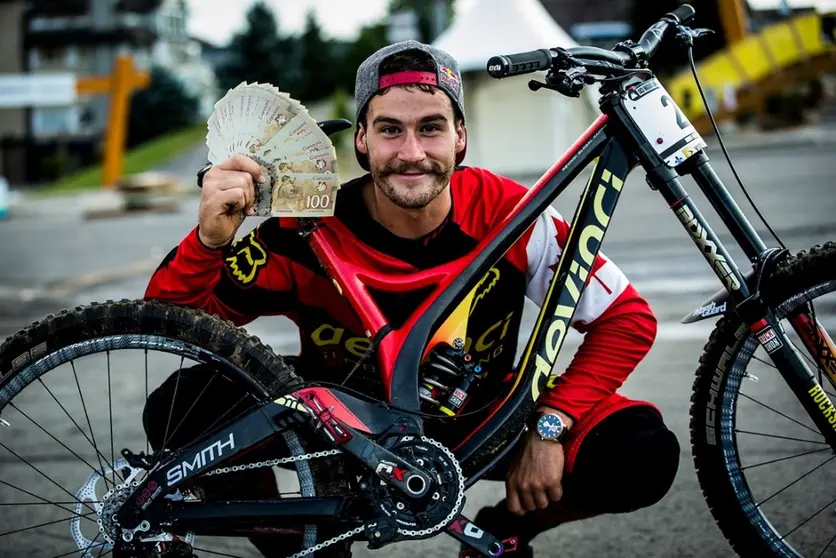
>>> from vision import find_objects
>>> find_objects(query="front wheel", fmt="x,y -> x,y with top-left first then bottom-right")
690,242 -> 836,557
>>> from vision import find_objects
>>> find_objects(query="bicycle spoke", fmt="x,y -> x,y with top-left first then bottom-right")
192,394 -> 254,444
0,441 -> 97,514
145,349 -> 149,457
8,402 -> 117,489
739,392 -> 821,436
0,511 -> 96,537
740,447 -> 831,472
107,350 -> 115,486
735,428 -> 828,445
37,378 -> 113,489
72,361 -> 109,487
51,532 -> 105,558
160,356 -> 185,453
190,546 -> 247,558
0,479 -> 99,523
163,369 -> 220,449
0,500 -> 102,506
756,453 -> 836,507
781,495 -> 836,541
818,530 -> 836,558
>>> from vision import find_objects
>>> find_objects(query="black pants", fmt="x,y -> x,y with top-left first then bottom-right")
143,364 -> 680,548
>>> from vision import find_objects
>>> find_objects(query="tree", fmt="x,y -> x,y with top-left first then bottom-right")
297,10 -> 339,103
215,1 -> 302,97
331,20 -> 389,98
127,65 -> 199,148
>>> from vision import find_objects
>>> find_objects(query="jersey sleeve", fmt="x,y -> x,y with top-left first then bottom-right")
521,205 -> 658,422
144,220 -> 298,327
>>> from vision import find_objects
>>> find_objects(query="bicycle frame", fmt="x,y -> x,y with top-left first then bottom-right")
117,71 -> 836,544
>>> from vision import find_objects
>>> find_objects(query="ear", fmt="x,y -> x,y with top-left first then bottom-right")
355,125 -> 368,155
455,120 -> 466,155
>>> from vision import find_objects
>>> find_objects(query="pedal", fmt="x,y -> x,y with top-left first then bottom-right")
445,513 -> 505,557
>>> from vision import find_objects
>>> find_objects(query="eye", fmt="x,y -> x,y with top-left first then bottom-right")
422,124 -> 441,133
381,126 -> 400,135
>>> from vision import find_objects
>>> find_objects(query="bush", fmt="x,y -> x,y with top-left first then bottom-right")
127,66 -> 200,148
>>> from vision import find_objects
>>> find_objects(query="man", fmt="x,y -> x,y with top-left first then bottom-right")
143,40 -> 680,557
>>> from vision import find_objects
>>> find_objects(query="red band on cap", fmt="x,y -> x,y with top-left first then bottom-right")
378,71 -> 437,89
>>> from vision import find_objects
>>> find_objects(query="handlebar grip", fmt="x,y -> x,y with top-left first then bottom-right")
486,49 -> 553,78
669,4 -> 696,24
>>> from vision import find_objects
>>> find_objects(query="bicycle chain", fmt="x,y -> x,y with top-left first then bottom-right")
197,436 -> 465,558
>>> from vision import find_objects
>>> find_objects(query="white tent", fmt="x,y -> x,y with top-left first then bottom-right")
433,0 -> 601,180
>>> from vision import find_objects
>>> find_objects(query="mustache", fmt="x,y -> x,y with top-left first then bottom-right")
381,160 -> 444,175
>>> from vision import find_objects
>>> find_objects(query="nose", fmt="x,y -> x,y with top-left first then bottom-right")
397,131 -> 425,163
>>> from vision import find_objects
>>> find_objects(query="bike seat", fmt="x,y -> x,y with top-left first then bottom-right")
317,119 -> 354,137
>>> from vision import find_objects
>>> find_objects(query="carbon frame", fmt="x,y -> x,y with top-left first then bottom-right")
115,74 -> 836,542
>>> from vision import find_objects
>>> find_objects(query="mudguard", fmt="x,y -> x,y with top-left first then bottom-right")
681,267 -> 755,324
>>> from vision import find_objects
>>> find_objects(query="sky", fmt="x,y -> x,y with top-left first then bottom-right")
185,0 -> 836,47
185,0 -> 478,46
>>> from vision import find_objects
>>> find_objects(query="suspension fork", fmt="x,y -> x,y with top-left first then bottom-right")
787,306 -> 836,393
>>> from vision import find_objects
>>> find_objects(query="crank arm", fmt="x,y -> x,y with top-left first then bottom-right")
322,419 -> 435,500
446,513 -> 506,557
296,390 -> 435,500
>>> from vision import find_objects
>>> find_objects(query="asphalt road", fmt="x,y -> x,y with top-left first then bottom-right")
0,140 -> 835,558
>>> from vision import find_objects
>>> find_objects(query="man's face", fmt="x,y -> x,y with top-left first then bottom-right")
356,86 -> 465,210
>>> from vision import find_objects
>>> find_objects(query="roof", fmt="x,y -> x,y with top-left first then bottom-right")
432,0 -> 580,73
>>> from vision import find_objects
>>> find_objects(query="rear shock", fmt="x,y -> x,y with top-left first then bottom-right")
419,338 -> 487,416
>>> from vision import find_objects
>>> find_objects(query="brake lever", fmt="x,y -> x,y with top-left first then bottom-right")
675,25 -> 714,47
528,67 -> 587,97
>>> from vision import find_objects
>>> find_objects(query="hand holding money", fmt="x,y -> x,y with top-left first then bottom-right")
205,82 -> 342,219
198,154 -> 264,249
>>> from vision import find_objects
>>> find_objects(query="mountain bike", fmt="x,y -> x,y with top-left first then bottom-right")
2,4 -> 835,558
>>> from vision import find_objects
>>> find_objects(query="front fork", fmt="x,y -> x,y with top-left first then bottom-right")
645,151 -> 836,451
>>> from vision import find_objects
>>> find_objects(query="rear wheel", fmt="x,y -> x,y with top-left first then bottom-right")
690,242 -> 836,557
0,299 -> 353,557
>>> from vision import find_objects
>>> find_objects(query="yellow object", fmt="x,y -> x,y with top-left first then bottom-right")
665,10 -> 836,131
76,54 -> 150,188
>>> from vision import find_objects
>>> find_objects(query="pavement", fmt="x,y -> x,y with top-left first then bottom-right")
0,130 -> 835,558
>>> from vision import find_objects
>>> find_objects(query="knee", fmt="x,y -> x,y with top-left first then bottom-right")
617,423 -> 680,511
568,408 -> 681,514
141,363 -> 221,450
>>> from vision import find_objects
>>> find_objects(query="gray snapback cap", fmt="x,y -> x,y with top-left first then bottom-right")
353,40 -> 467,171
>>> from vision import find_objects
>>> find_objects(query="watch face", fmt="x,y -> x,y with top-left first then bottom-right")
536,413 -> 564,440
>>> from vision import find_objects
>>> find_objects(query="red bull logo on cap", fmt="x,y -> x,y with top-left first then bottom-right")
439,66 -> 459,93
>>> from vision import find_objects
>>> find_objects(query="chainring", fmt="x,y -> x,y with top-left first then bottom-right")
364,435 -> 465,540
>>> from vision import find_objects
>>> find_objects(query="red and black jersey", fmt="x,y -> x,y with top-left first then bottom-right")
145,166 -> 657,428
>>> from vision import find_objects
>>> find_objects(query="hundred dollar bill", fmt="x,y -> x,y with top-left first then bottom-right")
262,147 -> 338,174
252,172 -> 341,217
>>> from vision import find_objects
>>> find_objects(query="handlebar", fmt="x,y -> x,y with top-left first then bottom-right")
486,4 -> 696,79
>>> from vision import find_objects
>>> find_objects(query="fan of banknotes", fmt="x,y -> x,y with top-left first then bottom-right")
205,81 -> 341,217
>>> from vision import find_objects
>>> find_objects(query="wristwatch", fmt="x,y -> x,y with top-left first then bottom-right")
527,411 -> 568,443
197,162 -> 212,188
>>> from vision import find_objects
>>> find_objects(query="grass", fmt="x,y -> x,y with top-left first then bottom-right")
39,124 -> 206,195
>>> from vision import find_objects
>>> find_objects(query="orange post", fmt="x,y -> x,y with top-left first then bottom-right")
76,54 -> 150,188
102,54 -> 135,188
718,0 -> 749,44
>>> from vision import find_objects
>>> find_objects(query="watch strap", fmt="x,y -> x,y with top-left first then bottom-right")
197,163 -> 212,188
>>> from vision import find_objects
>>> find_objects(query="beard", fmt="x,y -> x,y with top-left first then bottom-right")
369,154 -> 454,210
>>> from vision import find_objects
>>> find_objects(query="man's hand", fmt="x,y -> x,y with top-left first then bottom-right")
198,154 -> 266,249
505,407 -> 574,516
